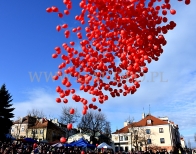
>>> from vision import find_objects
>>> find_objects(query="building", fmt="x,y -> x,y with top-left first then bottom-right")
27,118 -> 66,142
111,114 -> 181,153
11,116 -> 78,142
11,116 -> 37,139
180,137 -> 187,149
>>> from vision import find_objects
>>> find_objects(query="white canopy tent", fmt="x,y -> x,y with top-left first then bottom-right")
51,143 -> 64,147
97,142 -> 112,149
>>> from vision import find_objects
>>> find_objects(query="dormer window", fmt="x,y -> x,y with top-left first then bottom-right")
147,120 -> 151,124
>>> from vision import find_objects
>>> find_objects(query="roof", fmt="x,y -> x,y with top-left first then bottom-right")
28,119 -> 62,130
13,116 -> 29,124
112,114 -> 169,134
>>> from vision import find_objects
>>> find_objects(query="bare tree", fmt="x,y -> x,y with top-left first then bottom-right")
27,109 -> 45,118
125,118 -> 139,151
128,118 -> 155,151
103,121 -> 111,136
77,111 -> 111,144
60,106 -> 80,124
194,133 -> 196,142
60,106 -> 81,139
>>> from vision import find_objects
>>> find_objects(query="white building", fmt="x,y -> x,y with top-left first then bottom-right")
111,114 -> 181,153
180,137 -> 187,149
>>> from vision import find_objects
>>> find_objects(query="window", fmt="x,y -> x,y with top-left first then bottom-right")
147,139 -> 151,144
125,147 -> 129,152
147,120 -> 151,124
119,136 -> 123,141
159,128 -> 164,133
115,147 -> 118,152
160,138 -> 165,144
124,136 -> 128,141
21,127 -> 24,131
120,147 -> 123,151
40,129 -> 43,134
146,129 -> 151,134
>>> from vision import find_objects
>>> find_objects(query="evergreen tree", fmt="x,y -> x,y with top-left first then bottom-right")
0,84 -> 15,141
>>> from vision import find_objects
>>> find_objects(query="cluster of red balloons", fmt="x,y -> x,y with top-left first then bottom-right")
46,0 -> 190,119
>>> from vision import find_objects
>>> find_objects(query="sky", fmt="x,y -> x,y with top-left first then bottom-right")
0,0 -> 196,148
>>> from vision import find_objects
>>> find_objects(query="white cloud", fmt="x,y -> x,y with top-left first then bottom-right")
12,87 -> 82,121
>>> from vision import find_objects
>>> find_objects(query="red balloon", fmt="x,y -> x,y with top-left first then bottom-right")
46,8 -> 52,13
51,6 -> 59,12
69,108 -> 75,114
67,123 -> 72,130
82,109 -> 87,115
60,137 -> 66,143
56,25 -> 61,32
56,98 -> 61,103
63,98 -> 68,103
92,97 -> 96,102
33,143 -> 38,149
64,10 -> 70,15
58,13 -> 64,18
62,24 -> 68,28
185,0 -> 190,5
52,53 -> 58,58
53,75 -> 59,80
170,9 -> 176,15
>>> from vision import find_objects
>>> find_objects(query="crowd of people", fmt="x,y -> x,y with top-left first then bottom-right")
0,141 -> 195,154
0,141 -> 114,154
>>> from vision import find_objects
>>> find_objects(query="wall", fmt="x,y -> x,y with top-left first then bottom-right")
27,128 -> 47,141
11,123 -> 28,139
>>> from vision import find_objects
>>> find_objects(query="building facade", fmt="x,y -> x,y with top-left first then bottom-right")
111,114 -> 181,153
11,116 -> 37,139
27,118 -> 67,142
11,116 -> 78,142
180,137 -> 187,149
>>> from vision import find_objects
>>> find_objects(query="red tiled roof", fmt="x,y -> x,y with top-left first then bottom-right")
134,114 -> 168,126
28,119 -> 63,130
112,114 -> 169,134
30,120 -> 48,129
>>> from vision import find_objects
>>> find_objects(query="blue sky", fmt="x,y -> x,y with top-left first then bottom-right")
0,0 -> 196,148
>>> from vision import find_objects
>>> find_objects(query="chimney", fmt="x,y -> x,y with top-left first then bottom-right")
124,120 -> 130,127
40,119 -> 43,123
142,113 -> 145,119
